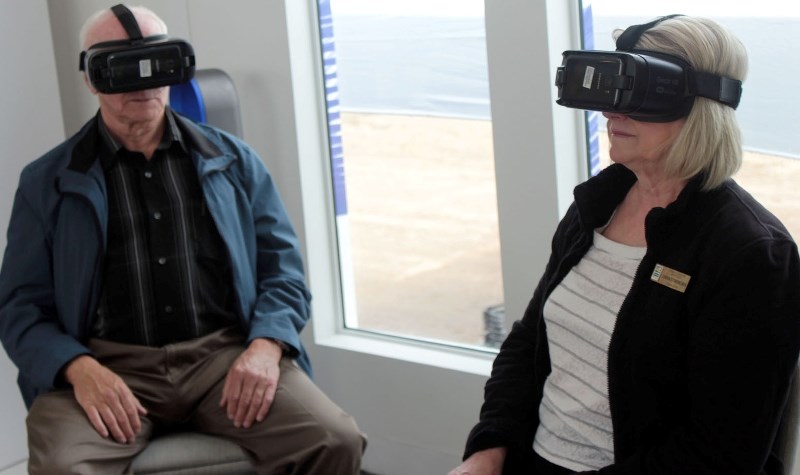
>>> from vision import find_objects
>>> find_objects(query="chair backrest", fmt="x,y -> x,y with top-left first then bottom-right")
170,68 -> 244,138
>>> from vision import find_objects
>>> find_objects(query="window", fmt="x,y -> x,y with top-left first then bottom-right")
318,0 -> 505,349
583,0 -> 800,239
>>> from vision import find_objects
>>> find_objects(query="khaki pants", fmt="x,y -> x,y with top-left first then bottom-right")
27,327 -> 365,474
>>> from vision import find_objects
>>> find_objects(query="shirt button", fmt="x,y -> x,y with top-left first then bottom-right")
153,212 -> 162,220
144,171 -> 153,179
164,305 -> 174,314
157,257 -> 167,265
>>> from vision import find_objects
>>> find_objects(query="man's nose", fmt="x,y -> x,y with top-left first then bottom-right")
602,111 -> 627,120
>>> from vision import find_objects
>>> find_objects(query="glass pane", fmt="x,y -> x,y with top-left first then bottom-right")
318,0 -> 504,348
584,1 -> 800,239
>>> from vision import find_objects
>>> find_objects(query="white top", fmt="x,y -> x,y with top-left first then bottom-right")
533,230 -> 645,471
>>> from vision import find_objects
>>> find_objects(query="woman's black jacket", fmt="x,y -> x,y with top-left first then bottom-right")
464,164 -> 800,474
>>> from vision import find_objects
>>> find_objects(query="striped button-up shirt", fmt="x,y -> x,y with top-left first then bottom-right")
93,111 -> 239,346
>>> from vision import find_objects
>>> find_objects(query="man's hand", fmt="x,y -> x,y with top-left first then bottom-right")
220,337 -> 283,428
64,355 -> 147,444
448,447 -> 507,475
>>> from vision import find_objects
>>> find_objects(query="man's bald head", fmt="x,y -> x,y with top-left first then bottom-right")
79,5 -> 168,50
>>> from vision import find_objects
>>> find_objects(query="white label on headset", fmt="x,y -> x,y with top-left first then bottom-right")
583,66 -> 595,89
139,59 -> 153,78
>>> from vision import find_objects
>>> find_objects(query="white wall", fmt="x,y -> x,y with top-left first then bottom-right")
0,0 -> 66,469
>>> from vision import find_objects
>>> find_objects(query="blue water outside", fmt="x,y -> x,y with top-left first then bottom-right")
332,15 -> 491,120
331,14 -> 799,159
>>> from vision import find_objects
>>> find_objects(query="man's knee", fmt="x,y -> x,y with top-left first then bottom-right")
28,429 -> 144,475
27,392 -> 88,474
27,391 -> 148,475
304,411 -> 366,471
248,361 -> 366,472
29,448 -> 97,475
320,413 -> 366,460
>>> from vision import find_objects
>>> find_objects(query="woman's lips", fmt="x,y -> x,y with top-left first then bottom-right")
609,127 -> 634,137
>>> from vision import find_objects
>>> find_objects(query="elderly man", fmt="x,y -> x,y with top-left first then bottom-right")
0,4 -> 363,474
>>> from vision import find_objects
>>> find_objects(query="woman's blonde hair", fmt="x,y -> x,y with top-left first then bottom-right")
614,16 -> 748,190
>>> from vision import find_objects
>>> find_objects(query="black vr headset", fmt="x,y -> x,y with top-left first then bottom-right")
79,4 -> 195,94
554,14 -> 742,122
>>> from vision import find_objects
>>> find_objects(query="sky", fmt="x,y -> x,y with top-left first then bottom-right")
330,0 -> 800,18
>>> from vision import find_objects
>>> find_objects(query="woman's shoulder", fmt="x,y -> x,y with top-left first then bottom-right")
707,179 -> 793,244
687,179 -> 797,269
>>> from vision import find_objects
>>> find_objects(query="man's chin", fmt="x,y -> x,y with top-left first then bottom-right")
128,100 -> 166,112
121,105 -> 166,124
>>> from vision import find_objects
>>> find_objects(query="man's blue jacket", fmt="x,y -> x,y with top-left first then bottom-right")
0,111 -> 312,408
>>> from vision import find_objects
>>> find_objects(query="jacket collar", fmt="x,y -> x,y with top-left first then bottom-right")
56,109 -> 236,237
170,108 -> 226,160
67,116 -> 102,174
67,107 -> 229,175
573,163 -> 706,243
164,109 -> 238,176
573,164 -> 637,232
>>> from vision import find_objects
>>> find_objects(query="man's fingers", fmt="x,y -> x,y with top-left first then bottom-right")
256,382 -> 277,423
134,396 -> 148,416
101,387 -> 140,442
241,384 -> 267,428
219,385 -> 228,408
99,404 -> 128,443
224,376 -> 242,420
220,372 -> 240,412
119,392 -> 143,435
233,378 -> 257,427
86,406 -> 110,439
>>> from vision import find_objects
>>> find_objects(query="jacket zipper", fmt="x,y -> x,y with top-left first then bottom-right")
606,230 -> 652,461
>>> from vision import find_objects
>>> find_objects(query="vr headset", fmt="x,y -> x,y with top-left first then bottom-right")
554,14 -> 742,122
79,4 -> 195,94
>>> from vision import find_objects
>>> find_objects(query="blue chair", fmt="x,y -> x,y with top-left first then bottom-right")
170,68 -> 244,137
131,432 -> 255,474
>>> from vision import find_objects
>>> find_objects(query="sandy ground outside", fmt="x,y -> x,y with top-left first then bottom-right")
341,113 -> 502,347
338,112 -> 800,347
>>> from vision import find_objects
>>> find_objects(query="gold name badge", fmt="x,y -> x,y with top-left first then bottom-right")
650,264 -> 691,293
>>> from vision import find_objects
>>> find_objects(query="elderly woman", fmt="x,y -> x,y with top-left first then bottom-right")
450,15 -> 800,475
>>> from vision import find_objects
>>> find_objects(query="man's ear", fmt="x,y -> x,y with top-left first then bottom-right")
82,72 -> 99,96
